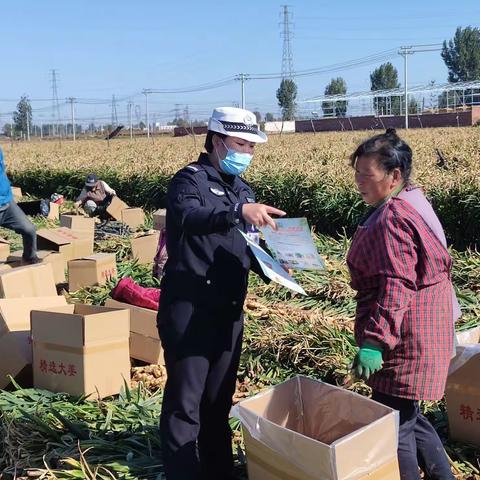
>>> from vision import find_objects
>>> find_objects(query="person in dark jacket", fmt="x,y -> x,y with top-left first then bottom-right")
0,147 -> 38,263
158,107 -> 285,480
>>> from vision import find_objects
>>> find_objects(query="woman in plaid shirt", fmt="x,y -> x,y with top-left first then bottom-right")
347,129 -> 456,480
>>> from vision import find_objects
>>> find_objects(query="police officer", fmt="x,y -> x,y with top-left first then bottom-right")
158,107 -> 285,480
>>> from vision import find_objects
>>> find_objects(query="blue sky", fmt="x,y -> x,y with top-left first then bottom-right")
1,0 -> 479,127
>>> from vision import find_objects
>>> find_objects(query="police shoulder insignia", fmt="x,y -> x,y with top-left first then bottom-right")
209,187 -> 225,196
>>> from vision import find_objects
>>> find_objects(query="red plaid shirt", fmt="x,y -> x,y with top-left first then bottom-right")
347,197 -> 454,400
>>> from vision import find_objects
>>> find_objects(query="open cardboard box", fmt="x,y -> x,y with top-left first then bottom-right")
60,214 -> 95,235
8,250 -> 66,284
152,209 -> 166,231
11,186 -> 22,201
232,376 -> 400,480
0,263 -> 57,298
37,227 -> 93,262
31,304 -> 130,399
0,295 -> 67,388
107,197 -> 145,229
446,326 -> 480,446
131,231 -> 160,265
17,200 -> 59,220
0,239 -> 10,262
105,298 -> 163,365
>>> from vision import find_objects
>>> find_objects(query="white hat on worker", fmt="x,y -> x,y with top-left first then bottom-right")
208,107 -> 267,143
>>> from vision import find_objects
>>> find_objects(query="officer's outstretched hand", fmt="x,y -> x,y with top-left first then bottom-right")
242,204 -> 286,231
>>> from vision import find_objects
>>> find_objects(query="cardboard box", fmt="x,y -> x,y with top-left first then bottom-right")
446,326 -> 480,446
0,296 -> 67,388
17,200 -> 59,220
31,304 -> 130,398
37,227 -> 93,262
131,231 -> 160,265
121,208 -> 145,229
8,250 -> 66,284
68,253 -> 117,292
106,196 -> 129,221
105,298 -> 163,364
107,196 -> 145,229
0,263 -> 57,298
0,263 -> 13,273
152,209 -> 166,231
60,214 -> 95,235
233,376 -> 400,480
0,239 -> 10,262
12,186 -> 23,201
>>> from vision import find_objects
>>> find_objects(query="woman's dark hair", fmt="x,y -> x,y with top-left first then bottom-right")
350,128 -> 413,182
204,131 -> 227,153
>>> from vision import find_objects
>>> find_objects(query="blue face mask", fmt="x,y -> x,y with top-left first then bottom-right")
217,140 -> 253,176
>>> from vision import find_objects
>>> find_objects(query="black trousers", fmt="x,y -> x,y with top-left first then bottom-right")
372,391 -> 454,480
158,299 -> 243,480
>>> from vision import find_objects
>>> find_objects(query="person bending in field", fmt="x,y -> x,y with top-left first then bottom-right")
74,173 -> 116,217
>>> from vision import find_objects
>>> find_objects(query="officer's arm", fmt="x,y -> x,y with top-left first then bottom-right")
168,177 -> 241,234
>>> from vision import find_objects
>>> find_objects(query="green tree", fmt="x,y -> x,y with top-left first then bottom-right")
276,79 -> 297,121
13,96 -> 32,136
2,123 -> 13,137
441,26 -> 480,82
370,63 -> 400,115
322,77 -> 348,117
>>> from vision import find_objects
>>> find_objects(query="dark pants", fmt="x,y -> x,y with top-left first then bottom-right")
158,299 -> 243,480
0,202 -> 37,260
372,391 -> 454,480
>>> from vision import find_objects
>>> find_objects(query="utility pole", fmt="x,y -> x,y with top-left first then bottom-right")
67,97 -> 76,141
143,90 -> 151,138
50,69 -> 61,137
235,74 -> 249,109
398,44 -> 441,129
127,102 -> 133,139
399,46 -> 413,129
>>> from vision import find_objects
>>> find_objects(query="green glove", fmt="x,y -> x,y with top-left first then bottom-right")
353,343 -> 384,380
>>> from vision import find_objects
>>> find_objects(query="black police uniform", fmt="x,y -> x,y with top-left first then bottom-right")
158,152 -> 265,480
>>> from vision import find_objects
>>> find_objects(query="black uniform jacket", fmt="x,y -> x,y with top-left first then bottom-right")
160,153 -> 266,309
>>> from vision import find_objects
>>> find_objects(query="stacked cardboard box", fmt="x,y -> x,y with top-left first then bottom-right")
0,262 -> 65,388
105,298 -> 163,364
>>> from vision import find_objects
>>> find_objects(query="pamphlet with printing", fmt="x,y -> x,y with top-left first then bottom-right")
239,230 -> 306,295
260,217 -> 325,270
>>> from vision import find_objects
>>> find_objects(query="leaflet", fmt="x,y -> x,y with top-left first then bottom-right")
260,218 -> 325,270
239,230 -> 306,295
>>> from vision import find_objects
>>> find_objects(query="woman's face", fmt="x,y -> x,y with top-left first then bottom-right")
353,155 -> 402,206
